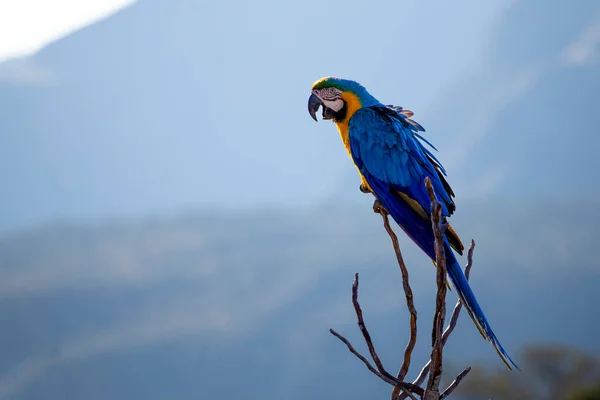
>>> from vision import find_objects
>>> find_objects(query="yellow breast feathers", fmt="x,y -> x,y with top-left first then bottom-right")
333,91 -> 371,192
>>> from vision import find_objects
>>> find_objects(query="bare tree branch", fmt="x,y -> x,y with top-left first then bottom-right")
329,329 -> 402,387
350,273 -> 389,377
373,203 -> 418,399
442,241 -> 475,347
330,273 -> 424,399
329,178 -> 475,399
401,240 -> 476,397
440,366 -> 471,399
423,177 -> 448,400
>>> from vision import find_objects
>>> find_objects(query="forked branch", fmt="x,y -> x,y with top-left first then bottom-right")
329,177 -> 472,399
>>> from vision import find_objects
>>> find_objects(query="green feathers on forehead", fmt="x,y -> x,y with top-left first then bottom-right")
312,77 -> 365,92
312,77 -> 380,107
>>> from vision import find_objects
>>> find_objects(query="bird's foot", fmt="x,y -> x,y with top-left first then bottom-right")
372,199 -> 388,215
359,183 -> 371,194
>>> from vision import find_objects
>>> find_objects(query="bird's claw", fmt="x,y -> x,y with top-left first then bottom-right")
372,199 -> 388,215
359,184 -> 371,194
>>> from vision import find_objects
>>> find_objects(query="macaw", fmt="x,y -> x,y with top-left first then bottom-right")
308,76 -> 518,369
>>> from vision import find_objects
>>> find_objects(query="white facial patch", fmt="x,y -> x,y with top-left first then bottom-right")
323,98 -> 344,112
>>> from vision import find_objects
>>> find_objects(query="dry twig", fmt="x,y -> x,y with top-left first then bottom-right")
329,328 -> 401,388
329,273 -> 423,399
440,366 -> 471,399
423,177 -> 448,400
399,241 -> 475,399
330,177 -> 473,399
373,203 -> 418,399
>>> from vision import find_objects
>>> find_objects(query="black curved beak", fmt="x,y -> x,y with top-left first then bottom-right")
308,93 -> 322,122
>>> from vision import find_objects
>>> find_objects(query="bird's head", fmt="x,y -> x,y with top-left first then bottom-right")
308,77 -> 379,123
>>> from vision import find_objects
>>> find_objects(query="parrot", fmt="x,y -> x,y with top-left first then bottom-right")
307,76 -> 518,370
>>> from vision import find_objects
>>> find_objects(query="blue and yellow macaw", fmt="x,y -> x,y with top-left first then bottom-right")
308,76 -> 518,369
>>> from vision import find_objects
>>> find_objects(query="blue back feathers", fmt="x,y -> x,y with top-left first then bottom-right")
349,105 -> 456,217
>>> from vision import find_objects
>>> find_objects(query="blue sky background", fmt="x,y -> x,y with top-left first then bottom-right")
0,0 -> 543,231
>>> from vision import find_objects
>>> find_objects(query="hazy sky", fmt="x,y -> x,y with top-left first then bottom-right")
0,0 -> 521,232
0,0 -> 135,61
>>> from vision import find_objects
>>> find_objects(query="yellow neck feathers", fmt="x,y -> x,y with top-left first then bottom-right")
333,91 -> 372,192
334,91 -> 363,157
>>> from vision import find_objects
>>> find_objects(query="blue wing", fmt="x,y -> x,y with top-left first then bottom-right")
348,105 -> 456,219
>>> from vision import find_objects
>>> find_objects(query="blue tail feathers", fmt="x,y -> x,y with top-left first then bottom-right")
367,176 -> 519,369
444,243 -> 520,370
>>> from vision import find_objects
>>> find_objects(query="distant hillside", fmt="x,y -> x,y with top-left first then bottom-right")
422,0 -> 600,199
0,199 -> 598,399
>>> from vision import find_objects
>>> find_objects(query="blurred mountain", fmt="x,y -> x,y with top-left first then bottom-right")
0,198 -> 598,399
423,0 -> 600,199
0,0 -> 337,230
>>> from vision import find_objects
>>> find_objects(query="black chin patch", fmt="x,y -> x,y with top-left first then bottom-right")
322,102 -> 348,122
322,106 -> 336,120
